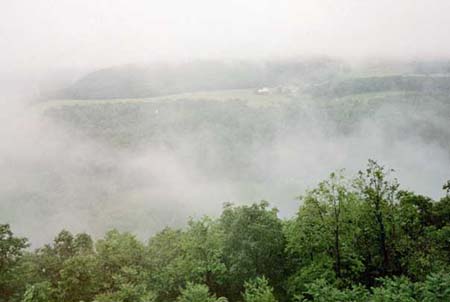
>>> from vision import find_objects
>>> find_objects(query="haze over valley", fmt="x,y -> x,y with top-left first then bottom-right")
2,58 -> 450,246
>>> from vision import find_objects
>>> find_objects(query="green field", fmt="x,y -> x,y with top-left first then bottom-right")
36,88 -> 295,112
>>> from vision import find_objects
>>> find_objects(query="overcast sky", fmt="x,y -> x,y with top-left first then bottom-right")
1,0 -> 450,74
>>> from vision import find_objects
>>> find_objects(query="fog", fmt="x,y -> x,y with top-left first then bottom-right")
1,1 -> 450,246
3,0 -> 450,74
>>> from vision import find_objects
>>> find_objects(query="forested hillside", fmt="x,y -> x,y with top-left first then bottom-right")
54,59 -> 346,100
2,160 -> 450,302
3,61 -> 450,249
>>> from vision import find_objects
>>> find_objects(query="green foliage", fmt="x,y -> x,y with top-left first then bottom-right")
0,224 -> 29,302
177,283 -> 227,302
433,195 -> 450,228
395,192 -> 436,280
443,180 -> 450,197
220,201 -> 286,300
419,272 -> 450,301
181,218 -> 227,291
285,171 -> 364,295
22,282 -> 54,302
286,257 -> 336,296
94,283 -> 156,302
96,230 -> 146,292
0,224 -> 29,269
146,228 -> 185,302
73,232 -> 94,255
57,254 -> 99,302
243,277 -> 277,302
298,273 -> 450,302
300,279 -> 369,302
53,230 -> 75,260
354,160 -> 399,279
371,276 -> 417,302
4,160 -> 450,302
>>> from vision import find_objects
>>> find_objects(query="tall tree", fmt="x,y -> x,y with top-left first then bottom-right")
354,159 -> 399,276
146,228 -> 185,302
285,171 -> 363,296
181,218 -> 227,295
219,201 -> 286,301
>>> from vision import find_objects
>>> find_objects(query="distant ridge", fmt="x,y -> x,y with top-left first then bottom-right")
58,59 -> 347,99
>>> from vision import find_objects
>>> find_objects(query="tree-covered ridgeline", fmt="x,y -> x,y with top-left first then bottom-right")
1,160 -> 450,302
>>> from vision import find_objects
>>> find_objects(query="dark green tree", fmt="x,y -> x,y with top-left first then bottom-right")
285,172 -> 364,296
95,230 -> 146,294
181,218 -> 227,295
354,160 -> 399,278
0,224 -> 29,302
146,228 -> 185,302
57,254 -> 99,302
219,201 -> 286,300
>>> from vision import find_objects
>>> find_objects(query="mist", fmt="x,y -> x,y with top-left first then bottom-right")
3,0 -> 450,74
1,1 -> 450,247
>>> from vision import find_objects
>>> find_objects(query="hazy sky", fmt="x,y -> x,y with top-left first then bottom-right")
2,0 -> 450,74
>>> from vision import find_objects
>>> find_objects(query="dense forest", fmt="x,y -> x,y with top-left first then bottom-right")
2,160 -> 450,302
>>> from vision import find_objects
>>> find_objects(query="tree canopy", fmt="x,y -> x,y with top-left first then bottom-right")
2,160 -> 450,302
